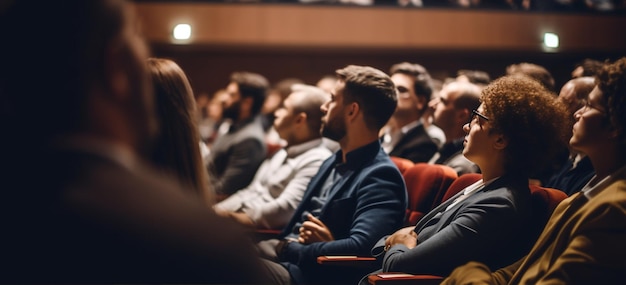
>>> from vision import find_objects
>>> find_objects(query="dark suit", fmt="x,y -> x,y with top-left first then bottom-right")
370,175 -> 533,278
277,140 -> 408,284
2,142 -> 267,284
389,124 -> 438,163
208,115 -> 267,196
544,155 -> 594,196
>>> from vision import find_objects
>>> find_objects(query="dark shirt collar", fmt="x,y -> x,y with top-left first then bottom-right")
331,139 -> 382,175
436,138 -> 465,163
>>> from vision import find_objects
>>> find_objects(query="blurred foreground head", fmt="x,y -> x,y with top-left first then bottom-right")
0,0 -> 156,154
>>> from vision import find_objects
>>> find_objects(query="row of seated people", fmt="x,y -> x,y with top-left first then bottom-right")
314,59 -> 626,284
250,61 -> 624,284
213,60 -> 598,235
206,57 -> 597,214
247,63 -> 625,285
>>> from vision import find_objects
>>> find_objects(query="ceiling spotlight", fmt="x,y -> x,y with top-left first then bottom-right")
544,32 -> 559,49
173,24 -> 191,40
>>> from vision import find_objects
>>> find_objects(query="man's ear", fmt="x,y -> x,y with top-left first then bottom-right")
346,102 -> 360,121
493,134 -> 508,150
295,112 -> 307,124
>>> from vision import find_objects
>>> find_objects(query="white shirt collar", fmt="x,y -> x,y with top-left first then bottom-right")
285,138 -> 324,158
580,164 -> 626,199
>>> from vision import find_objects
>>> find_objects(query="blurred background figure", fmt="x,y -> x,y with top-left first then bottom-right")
147,57 -> 213,205
262,78 -> 304,158
544,76 -> 597,195
382,62 -> 439,163
315,74 -> 338,94
208,71 -> 269,201
197,89 -> 226,148
571,58 -> 604,78
506,62 -> 556,92
456,69 -> 491,88
262,78 -> 304,132
215,84 -> 332,230
429,81 -> 482,175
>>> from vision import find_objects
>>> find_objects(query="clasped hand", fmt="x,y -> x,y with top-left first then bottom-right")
298,214 -> 334,244
384,226 -> 417,251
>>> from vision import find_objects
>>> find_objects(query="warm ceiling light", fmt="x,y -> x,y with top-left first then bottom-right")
544,32 -> 559,48
173,24 -> 191,40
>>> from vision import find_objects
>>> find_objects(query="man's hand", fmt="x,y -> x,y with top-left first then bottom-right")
229,212 -> 255,227
385,226 -> 417,250
298,214 -> 334,244
213,209 -> 254,227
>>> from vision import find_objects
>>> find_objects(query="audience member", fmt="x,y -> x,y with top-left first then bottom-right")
262,77 -> 304,132
381,62 -> 439,162
257,65 -> 408,285
428,81 -> 482,175
0,0 -> 267,283
571,58 -> 604,78
315,74 -> 338,94
456,69 -> 491,87
214,84 -> 332,229
361,75 -> 570,283
506,62 -> 556,92
198,88 -> 226,146
422,78 -> 447,149
443,56 -> 626,285
208,71 -> 269,200
545,76 -> 596,195
147,58 -> 213,205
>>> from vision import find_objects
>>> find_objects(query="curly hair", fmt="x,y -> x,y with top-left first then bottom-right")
596,57 -> 626,148
481,75 -> 569,175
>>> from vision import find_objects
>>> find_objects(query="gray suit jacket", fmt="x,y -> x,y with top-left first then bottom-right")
374,174 -> 532,276
208,115 -> 267,196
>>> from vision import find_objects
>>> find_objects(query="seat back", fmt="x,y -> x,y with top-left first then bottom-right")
403,163 -> 457,225
441,173 -> 483,202
390,156 -> 415,175
528,185 -> 568,239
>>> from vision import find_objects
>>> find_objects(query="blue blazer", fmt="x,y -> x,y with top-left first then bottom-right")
279,140 -> 408,284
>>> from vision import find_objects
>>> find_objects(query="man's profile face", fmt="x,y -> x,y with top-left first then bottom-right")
221,82 -> 243,120
320,81 -> 347,142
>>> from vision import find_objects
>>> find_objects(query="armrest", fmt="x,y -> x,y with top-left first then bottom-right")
252,229 -> 281,242
367,273 -> 443,285
316,256 -> 377,268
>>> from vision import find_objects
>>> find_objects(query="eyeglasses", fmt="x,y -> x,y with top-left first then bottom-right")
468,109 -> 489,126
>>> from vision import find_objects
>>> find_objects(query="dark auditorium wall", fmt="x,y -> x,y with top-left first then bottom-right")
136,3 -> 626,96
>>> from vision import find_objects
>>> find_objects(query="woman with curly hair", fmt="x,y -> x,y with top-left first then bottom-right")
360,74 -> 569,282
443,57 -> 626,284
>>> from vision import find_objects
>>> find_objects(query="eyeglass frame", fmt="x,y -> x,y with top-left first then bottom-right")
468,109 -> 489,126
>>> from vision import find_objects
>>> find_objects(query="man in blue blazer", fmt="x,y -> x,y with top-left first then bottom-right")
258,65 -> 408,284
